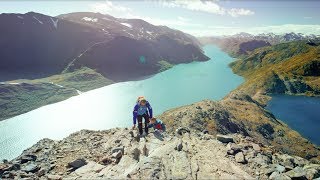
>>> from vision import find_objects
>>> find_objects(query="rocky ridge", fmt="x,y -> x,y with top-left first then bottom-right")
1,129 -> 319,179
1,94 -> 319,179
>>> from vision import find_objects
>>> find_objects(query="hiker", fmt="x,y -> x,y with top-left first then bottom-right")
132,96 -> 153,136
148,117 -> 166,133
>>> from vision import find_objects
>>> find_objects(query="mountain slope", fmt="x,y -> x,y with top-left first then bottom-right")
0,67 -> 113,121
0,11 -> 208,82
159,94 -> 320,161
59,12 -> 208,81
229,40 -> 320,100
0,12 -> 107,81
0,11 -> 208,120
199,32 -> 318,57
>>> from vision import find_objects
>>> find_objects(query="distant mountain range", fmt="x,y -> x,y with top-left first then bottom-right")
0,12 -> 208,82
199,32 -> 319,56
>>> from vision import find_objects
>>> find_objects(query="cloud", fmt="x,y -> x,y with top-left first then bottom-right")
184,24 -> 320,36
89,1 -> 202,29
90,1 -> 132,15
177,16 -> 190,22
228,8 -> 255,17
160,0 -> 254,17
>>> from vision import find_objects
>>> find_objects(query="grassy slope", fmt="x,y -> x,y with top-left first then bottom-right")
157,60 -> 174,72
212,41 -> 320,160
229,40 -> 320,103
159,96 -> 320,162
0,67 -> 113,121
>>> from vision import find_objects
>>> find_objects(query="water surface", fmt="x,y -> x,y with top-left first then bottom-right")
0,45 -> 244,160
266,95 -> 320,145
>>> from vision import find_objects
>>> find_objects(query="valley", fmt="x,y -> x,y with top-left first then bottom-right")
0,11 -> 208,120
1,1 -> 320,179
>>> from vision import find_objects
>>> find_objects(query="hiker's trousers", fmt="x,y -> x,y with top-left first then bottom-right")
137,113 -> 149,135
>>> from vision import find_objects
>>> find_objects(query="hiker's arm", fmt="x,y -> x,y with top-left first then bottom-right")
133,105 -> 138,125
147,102 -> 153,118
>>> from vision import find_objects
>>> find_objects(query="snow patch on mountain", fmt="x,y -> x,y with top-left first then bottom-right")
82,17 -> 98,22
50,17 -> 59,29
17,16 -> 24,19
33,16 -> 43,24
120,23 -> 132,28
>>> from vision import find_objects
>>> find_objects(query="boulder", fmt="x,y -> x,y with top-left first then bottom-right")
254,153 -> 272,166
67,158 -> 87,170
132,148 -> 141,161
251,143 -> 261,152
21,154 -> 37,163
264,164 -> 286,175
200,134 -> 213,140
226,143 -> 241,155
293,156 -> 309,167
217,134 -> 234,143
21,163 -> 39,173
269,171 -> 279,180
0,163 -> 8,174
37,168 -> 46,177
112,151 -> 123,159
274,164 -> 286,173
176,127 -> 190,135
303,164 -> 320,179
100,156 -> 112,165
112,146 -> 125,154
272,154 -> 295,169
47,174 -> 62,180
269,171 -> 290,180
235,152 -> 246,164
74,161 -> 105,175
284,166 -> 307,179
175,140 -> 183,151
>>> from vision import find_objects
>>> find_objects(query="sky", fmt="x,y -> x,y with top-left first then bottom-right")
0,0 -> 319,36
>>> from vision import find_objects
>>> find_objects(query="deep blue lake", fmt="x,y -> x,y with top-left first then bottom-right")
0,45 -> 244,160
266,95 -> 320,145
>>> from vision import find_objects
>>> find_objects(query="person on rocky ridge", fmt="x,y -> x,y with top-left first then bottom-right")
147,117 -> 166,133
132,96 -> 153,136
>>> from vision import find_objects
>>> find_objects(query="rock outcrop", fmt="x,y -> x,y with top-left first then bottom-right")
1,128 -> 319,179
159,95 -> 320,161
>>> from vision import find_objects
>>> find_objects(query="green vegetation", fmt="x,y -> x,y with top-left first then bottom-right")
157,60 -> 174,72
0,67 -> 114,121
229,40 -> 320,98
0,83 -> 77,121
13,67 -> 114,92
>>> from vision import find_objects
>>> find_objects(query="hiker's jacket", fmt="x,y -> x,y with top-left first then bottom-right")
148,119 -> 166,132
133,101 -> 153,125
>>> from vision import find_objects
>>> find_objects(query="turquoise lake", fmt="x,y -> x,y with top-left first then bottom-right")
266,95 -> 320,145
0,45 -> 244,160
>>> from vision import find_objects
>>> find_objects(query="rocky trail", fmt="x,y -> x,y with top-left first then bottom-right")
1,127 -> 320,179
